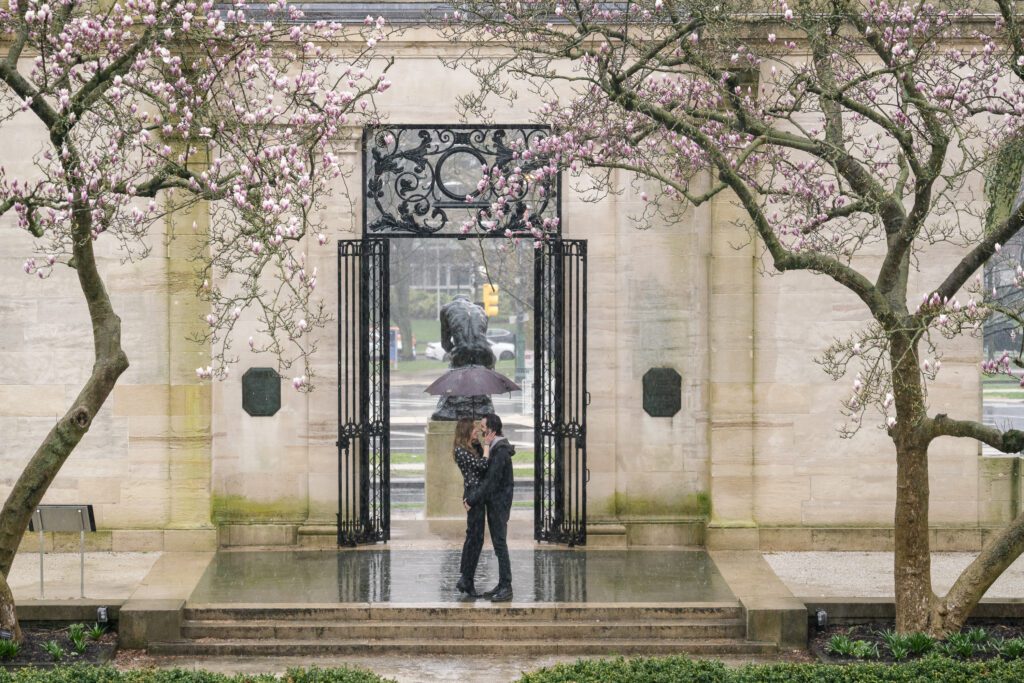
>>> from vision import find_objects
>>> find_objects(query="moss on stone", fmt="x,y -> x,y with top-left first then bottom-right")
612,490 -> 710,517
211,494 -> 307,523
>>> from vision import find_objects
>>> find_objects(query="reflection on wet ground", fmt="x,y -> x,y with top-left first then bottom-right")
189,548 -> 735,604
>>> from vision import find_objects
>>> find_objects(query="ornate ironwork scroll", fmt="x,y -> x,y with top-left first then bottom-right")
337,238 -> 390,546
363,125 -> 560,237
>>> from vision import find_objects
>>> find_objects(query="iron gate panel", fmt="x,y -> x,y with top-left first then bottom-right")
535,239 -> 587,545
338,238 -> 390,546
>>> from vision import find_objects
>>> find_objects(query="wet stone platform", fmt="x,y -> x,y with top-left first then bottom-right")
189,548 -> 735,604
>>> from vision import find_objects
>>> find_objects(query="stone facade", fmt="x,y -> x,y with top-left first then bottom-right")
0,34 -> 1001,553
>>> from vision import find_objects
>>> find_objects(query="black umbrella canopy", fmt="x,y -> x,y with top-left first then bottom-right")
424,365 -> 521,396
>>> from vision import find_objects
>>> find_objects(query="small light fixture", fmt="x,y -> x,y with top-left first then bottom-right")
97,606 -> 109,623
815,608 -> 829,629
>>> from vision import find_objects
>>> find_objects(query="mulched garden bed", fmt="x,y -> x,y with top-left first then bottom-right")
811,621 -> 1024,664
0,624 -> 116,669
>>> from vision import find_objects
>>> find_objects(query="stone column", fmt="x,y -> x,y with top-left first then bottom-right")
164,148 -> 215,551
424,420 -> 464,518
706,189 -> 758,549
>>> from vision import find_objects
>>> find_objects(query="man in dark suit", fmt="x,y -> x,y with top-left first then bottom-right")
465,413 -> 515,602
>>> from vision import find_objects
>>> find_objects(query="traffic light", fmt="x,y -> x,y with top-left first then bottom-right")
482,283 -> 499,317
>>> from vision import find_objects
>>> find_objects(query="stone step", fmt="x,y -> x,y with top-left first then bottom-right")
151,637 -> 776,657
183,603 -> 743,622
182,618 -> 746,641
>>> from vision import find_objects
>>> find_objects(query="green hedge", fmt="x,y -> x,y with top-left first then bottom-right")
0,667 -> 395,683
6,659 -> 1024,683
517,656 -> 1024,682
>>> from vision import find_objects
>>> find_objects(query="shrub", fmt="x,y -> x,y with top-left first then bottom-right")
87,624 -> 107,641
990,637 -> 1024,660
517,657 -> 1024,682
68,624 -> 88,654
0,639 -> 19,661
0,666 -> 396,682
825,635 -> 878,660
41,640 -> 65,662
878,629 -> 911,659
827,634 -> 854,656
905,631 -> 935,655
888,642 -> 910,661
939,632 -> 977,659
1003,638 -> 1024,659
966,627 -> 989,645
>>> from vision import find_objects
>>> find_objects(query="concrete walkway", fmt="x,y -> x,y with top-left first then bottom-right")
118,652 -> 792,682
765,551 -> 1024,598
8,551 -> 160,601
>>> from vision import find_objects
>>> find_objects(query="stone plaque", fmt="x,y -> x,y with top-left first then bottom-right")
643,367 -> 682,418
242,367 -> 281,417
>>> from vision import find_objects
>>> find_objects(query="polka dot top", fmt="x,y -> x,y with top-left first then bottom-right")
454,445 -> 488,492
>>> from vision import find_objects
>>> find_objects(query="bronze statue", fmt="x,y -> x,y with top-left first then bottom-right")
431,296 -> 496,420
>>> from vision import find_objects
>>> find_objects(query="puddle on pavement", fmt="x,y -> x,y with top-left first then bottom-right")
189,548 -> 735,604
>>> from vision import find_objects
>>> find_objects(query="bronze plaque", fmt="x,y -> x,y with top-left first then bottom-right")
643,367 -> 681,418
242,367 -> 281,417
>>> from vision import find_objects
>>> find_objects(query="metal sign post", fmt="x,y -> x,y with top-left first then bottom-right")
28,505 -> 96,599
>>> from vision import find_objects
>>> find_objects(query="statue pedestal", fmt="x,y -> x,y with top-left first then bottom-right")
424,420 -> 465,518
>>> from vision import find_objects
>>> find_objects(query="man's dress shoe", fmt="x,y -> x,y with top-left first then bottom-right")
488,586 -> 513,602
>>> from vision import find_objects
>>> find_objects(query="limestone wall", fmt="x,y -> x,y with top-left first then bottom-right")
0,35 -> 1012,552
0,81 -> 214,552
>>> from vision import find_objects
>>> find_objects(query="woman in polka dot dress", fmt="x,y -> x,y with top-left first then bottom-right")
454,417 -> 488,597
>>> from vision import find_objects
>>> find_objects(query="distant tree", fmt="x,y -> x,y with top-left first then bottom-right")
391,239 -> 419,360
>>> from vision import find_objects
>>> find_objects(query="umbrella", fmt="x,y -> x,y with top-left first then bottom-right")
424,364 -> 521,396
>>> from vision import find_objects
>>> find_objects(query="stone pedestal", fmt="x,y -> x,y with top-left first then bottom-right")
425,420 -> 465,518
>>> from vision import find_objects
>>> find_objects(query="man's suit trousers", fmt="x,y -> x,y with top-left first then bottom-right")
486,502 -> 512,588
460,503 -> 486,582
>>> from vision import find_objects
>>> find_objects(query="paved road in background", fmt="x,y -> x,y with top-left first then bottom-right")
984,400 -> 1024,432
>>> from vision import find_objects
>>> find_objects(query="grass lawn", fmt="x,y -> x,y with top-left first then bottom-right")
391,469 -> 534,479
392,501 -> 534,510
411,318 -> 440,352
390,451 -> 535,480
985,391 -> 1024,399
391,450 -> 535,464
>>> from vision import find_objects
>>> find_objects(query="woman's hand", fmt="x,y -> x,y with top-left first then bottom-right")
482,441 -> 490,459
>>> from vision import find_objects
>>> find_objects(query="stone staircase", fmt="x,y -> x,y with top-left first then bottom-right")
148,603 -> 777,656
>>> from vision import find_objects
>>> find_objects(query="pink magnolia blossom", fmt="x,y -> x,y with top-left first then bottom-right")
0,0 -> 395,388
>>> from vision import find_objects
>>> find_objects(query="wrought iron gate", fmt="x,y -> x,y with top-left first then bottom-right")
535,239 -> 588,545
337,238 -> 390,546
348,124 -> 588,548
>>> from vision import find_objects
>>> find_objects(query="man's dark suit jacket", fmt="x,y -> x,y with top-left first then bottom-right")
466,437 -> 515,511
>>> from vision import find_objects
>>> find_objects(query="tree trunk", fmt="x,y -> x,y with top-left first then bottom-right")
0,573 -> 18,643
932,506 -> 1024,634
893,438 -> 939,633
0,200 -> 129,640
889,332 -> 940,634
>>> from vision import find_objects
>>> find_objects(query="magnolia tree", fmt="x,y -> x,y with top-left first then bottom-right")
444,0 -> 1024,634
0,0 -> 392,640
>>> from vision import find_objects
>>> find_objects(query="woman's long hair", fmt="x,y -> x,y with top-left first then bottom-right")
453,417 -> 476,455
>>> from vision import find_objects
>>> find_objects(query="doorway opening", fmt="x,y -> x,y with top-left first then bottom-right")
337,125 -> 587,547
387,237 -> 537,519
